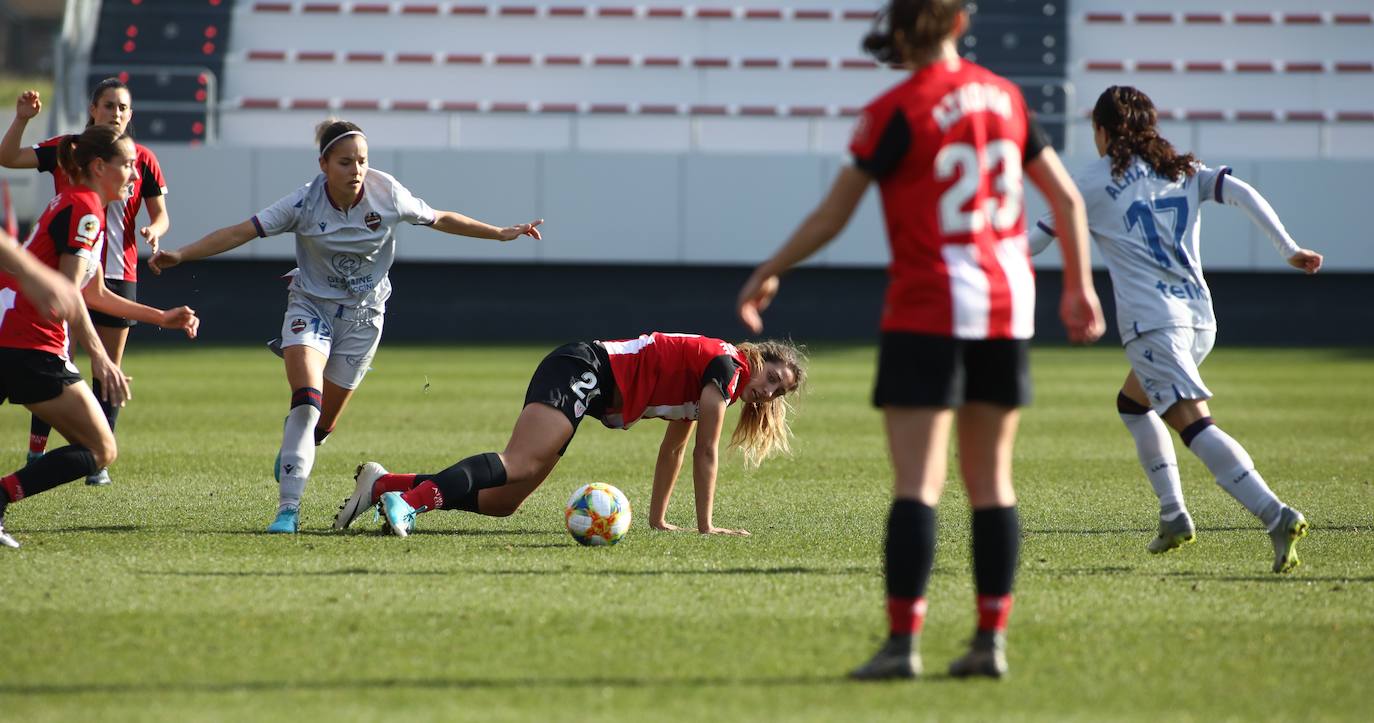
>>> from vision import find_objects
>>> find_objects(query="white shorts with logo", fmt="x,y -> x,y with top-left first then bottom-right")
1124,326 -> 1216,416
280,290 -> 383,390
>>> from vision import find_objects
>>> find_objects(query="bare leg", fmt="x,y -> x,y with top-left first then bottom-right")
475,403 -> 574,516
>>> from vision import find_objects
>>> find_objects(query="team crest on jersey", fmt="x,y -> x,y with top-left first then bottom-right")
75,214 -> 102,243
290,318 -> 307,334
364,211 -> 381,231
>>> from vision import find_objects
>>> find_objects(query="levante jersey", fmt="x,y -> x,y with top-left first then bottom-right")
850,59 -> 1048,340
1042,156 -> 1230,344
34,135 -> 167,283
252,169 -> 436,309
597,332 -> 751,430
0,187 -> 104,356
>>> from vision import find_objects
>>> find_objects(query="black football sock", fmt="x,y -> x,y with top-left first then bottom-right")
13,446 -> 101,498
421,452 -> 507,512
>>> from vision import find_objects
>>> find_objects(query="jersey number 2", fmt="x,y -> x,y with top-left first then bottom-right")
935,140 -> 1023,235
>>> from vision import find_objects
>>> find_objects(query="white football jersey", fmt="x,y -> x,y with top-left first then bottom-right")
1039,156 -> 1230,343
251,169 -> 436,308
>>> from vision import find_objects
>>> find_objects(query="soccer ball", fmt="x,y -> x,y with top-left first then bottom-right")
564,483 -> 632,546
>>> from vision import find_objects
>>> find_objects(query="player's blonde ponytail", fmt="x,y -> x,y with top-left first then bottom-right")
730,340 -> 807,467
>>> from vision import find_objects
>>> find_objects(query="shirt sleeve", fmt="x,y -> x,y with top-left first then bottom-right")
250,185 -> 308,237
701,355 -> 743,402
1194,164 -> 1233,205
393,179 -> 437,226
139,147 -> 168,198
1024,111 -> 1051,165
1217,174 -> 1302,258
51,202 -> 102,261
33,137 -> 60,174
849,101 -> 911,180
1028,214 -> 1057,256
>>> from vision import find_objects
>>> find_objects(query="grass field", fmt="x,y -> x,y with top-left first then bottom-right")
1,343 -> 1370,721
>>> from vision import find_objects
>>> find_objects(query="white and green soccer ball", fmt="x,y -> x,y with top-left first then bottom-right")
564,483 -> 632,546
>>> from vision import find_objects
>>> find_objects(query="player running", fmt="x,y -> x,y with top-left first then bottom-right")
0,125 -> 198,548
0,80 -> 171,486
737,0 -> 1104,681
149,120 -> 542,534
333,332 -> 804,538
1028,85 -> 1320,573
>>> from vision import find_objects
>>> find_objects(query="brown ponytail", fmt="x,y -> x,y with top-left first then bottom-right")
730,340 -> 807,467
56,124 -> 128,184
1092,86 -> 1197,181
863,0 -> 964,65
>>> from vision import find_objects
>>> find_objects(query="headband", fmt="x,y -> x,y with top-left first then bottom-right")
320,130 -> 365,157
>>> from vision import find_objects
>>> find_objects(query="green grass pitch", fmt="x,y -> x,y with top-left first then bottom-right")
1,344 -> 1370,721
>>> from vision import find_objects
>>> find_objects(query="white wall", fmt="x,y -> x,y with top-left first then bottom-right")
28,144 -> 1355,273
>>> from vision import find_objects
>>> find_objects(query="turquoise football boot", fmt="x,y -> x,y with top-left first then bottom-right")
266,506 -> 299,534
380,492 -> 420,538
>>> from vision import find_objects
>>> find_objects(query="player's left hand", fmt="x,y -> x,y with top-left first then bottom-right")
736,271 -> 779,334
159,306 -> 200,339
1288,249 -> 1323,274
498,219 -> 543,241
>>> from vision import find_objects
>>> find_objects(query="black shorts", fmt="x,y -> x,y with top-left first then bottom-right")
89,279 -> 137,328
873,332 -> 1031,409
0,348 -> 83,406
523,341 -> 615,454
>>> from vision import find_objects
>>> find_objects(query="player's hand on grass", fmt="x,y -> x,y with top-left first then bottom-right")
91,354 -> 132,407
736,271 -> 780,334
159,306 -> 200,339
1287,249 -> 1323,274
147,249 -> 182,274
650,521 -> 687,532
700,526 -> 751,537
15,90 -> 41,119
1060,286 -> 1105,344
498,219 -> 543,241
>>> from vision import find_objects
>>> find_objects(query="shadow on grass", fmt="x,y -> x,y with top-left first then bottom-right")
0,673 -> 866,697
204,528 -> 557,537
1040,567 -> 1374,584
135,565 -> 872,578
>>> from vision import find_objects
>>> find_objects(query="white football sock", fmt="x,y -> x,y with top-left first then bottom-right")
1120,411 -> 1186,519
1187,424 -> 1283,529
278,404 -> 320,511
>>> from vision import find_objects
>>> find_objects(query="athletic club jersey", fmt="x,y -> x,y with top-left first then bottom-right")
0,187 -> 104,356
252,169 -> 437,309
598,332 -> 751,430
34,135 -> 167,283
850,59 -> 1048,340
1038,156 -> 1230,344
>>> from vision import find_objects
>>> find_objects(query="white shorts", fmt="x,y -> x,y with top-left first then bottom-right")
280,290 -> 383,390
1124,327 -> 1216,416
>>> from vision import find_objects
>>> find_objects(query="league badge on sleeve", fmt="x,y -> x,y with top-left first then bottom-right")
75,214 -> 102,248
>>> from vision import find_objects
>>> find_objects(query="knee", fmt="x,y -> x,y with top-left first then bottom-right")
93,437 -> 118,469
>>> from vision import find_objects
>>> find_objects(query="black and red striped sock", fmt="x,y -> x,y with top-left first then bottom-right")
971,505 -> 1020,633
884,499 -> 936,636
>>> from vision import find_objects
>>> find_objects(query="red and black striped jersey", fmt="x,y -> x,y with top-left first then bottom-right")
598,332 -> 751,429
0,187 -> 105,356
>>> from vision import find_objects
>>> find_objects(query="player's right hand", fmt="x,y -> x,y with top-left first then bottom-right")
159,306 -> 200,339
1060,287 -> 1105,344
1288,249 -> 1323,274
736,270 -> 779,334
16,90 -> 41,119
147,249 -> 181,274
91,354 -> 132,408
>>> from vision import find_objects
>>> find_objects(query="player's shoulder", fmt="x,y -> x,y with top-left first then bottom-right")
56,186 -> 103,215
36,134 -> 72,149
133,142 -> 161,162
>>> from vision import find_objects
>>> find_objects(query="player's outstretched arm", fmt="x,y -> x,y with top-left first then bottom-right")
649,419 -> 695,531
83,267 -> 199,338
0,91 -> 41,169
0,231 -> 81,323
429,211 -> 542,241
148,219 -> 257,274
738,165 -> 869,333
1218,174 -> 1323,274
1026,147 -> 1105,344
692,385 -> 749,536
140,195 -> 170,256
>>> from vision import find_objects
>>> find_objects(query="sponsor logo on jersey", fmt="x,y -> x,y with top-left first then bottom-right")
318,222 -> 327,232
364,211 -> 381,231
331,252 -> 364,277
290,318 -> 307,334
